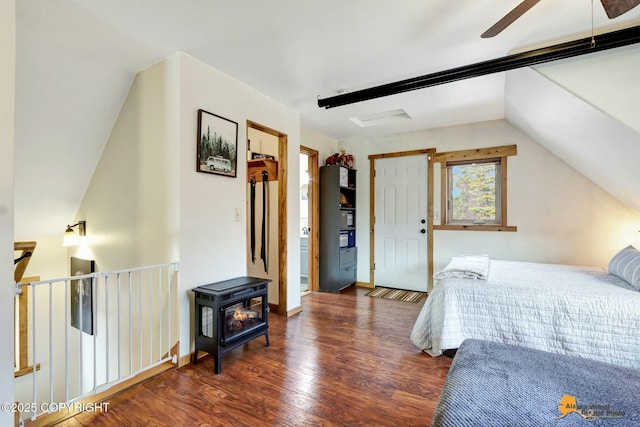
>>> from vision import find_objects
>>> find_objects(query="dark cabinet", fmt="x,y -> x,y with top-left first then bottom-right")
319,165 -> 357,293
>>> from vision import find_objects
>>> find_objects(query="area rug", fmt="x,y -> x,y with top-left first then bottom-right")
365,287 -> 427,303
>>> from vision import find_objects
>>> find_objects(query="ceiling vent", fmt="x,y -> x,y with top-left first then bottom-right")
349,108 -> 411,127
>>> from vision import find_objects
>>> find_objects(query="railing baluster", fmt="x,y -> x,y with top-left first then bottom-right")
105,274 -> 110,385
31,282 -> 37,421
79,274 -> 84,395
149,269 -> 153,364
49,282 -> 53,406
16,262 -> 178,421
128,271 -> 133,375
93,276 -> 97,392
167,266 -> 172,361
159,267 -> 163,359
139,270 -> 143,372
65,279 -> 69,403
117,273 -> 121,380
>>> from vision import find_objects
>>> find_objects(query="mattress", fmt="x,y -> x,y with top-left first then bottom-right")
410,260 -> 640,368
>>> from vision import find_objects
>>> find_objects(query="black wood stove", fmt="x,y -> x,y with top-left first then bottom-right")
192,276 -> 270,374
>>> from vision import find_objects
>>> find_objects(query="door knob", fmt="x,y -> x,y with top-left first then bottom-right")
420,219 -> 426,224
420,229 -> 426,234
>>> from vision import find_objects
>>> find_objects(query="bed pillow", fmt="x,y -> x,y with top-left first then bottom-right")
608,245 -> 640,291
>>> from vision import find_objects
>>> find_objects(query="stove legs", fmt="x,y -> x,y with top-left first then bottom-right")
214,352 -> 222,374
193,330 -> 269,374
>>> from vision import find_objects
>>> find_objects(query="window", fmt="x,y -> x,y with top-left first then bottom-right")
447,159 -> 501,225
434,145 -> 517,232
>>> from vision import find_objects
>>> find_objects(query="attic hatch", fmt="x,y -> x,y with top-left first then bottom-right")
349,108 -> 411,127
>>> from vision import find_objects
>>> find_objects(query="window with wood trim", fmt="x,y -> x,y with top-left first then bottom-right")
447,158 -> 501,225
434,145 -> 517,232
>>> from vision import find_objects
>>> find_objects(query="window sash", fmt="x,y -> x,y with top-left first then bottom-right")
446,159 -> 502,225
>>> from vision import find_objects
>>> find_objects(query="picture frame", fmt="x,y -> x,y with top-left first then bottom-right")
197,109 -> 238,177
70,257 -> 95,335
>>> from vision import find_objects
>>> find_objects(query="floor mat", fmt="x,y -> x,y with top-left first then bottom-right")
365,286 -> 427,303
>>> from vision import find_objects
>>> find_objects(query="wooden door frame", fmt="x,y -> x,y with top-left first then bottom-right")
300,146 -> 319,293
368,149 -> 435,292
247,120 -> 288,316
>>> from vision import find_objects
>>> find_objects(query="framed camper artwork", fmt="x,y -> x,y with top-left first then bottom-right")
70,257 -> 95,335
197,109 -> 239,178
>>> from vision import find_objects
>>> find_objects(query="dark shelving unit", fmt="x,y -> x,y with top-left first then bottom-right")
319,165 -> 357,293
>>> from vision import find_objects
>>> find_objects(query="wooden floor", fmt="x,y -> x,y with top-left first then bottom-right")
55,287 -> 452,427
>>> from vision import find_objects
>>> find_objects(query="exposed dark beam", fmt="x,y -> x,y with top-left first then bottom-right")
317,25 -> 640,109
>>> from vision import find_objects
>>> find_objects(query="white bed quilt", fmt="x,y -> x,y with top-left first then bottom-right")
410,260 -> 640,368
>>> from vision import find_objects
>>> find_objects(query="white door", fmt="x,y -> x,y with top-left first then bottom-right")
374,155 -> 429,292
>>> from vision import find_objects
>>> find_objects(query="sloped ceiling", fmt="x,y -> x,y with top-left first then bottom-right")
15,2 -> 160,239
535,43 -> 640,135
13,1 -> 640,239
506,44 -> 640,212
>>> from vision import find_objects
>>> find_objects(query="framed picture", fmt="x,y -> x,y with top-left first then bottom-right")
70,257 -> 95,335
197,109 -> 238,177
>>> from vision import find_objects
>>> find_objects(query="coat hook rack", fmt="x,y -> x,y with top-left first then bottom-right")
247,158 -> 278,183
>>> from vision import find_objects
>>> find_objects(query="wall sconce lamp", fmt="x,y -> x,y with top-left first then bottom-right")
63,221 -> 86,247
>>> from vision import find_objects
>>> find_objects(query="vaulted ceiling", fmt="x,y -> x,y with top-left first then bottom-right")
14,1 -> 640,238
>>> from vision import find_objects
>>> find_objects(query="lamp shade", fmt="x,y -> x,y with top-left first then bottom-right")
62,225 -> 79,247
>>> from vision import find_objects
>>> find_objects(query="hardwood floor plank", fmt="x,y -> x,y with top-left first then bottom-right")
53,287 -> 451,427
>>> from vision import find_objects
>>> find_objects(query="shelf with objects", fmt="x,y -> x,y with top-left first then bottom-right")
319,163 -> 357,293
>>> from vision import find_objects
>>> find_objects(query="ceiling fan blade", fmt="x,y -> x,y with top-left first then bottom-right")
481,0 -> 541,38
600,0 -> 640,19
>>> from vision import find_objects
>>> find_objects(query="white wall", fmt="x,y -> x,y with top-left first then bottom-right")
11,50 -> 338,387
341,119 -> 640,285
178,53 -> 301,356
57,51 -> 306,362
14,56 -> 182,412
20,237 -> 67,280
301,126 -> 339,166
15,49 -> 183,407
0,1 -> 15,424
248,127 -> 279,158
73,56 -> 181,271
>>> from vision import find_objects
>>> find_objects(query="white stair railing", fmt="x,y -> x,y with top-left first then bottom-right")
14,262 -> 179,424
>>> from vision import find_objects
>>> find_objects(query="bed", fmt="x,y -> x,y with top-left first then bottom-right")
410,247 -> 640,369
432,339 -> 640,427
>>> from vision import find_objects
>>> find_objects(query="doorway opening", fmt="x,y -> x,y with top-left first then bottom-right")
246,120 -> 288,316
299,146 -> 319,295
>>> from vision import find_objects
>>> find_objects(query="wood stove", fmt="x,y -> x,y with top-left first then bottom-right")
192,276 -> 270,374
